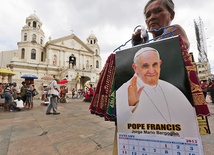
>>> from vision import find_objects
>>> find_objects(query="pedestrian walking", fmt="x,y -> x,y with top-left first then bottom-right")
46,76 -> 60,115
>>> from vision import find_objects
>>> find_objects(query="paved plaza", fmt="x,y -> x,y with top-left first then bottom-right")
0,98 -> 214,155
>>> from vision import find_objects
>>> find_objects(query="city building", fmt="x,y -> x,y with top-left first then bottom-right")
194,17 -> 213,81
0,13 -> 102,96
196,62 -> 212,81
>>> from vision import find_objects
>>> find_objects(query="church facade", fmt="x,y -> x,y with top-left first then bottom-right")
0,13 -> 102,95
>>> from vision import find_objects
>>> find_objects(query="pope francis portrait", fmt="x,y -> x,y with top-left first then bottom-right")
116,47 -> 201,138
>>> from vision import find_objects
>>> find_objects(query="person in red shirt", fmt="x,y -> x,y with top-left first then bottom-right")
208,80 -> 214,103
89,84 -> 94,97
200,80 -> 207,98
84,84 -> 94,102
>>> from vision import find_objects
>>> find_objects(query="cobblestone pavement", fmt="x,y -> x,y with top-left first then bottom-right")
0,99 -> 213,155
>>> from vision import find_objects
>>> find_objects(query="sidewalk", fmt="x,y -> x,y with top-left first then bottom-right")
0,99 -> 213,155
201,102 -> 214,154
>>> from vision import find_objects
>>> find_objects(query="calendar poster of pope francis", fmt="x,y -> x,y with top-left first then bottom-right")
115,36 -> 204,155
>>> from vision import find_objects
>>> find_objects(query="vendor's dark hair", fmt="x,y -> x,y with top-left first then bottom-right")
144,0 -> 174,15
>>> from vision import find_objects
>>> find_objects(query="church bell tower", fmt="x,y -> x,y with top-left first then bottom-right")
17,13 -> 45,62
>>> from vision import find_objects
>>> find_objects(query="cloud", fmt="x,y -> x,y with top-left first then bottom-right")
0,0 -> 214,73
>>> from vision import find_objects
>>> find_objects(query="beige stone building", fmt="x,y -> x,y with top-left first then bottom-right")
196,62 -> 212,81
0,13 -> 102,96
189,53 -> 213,82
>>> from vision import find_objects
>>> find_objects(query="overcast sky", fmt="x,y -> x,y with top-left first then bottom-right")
1,0 -> 214,73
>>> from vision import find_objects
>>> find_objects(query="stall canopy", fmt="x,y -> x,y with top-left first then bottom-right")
0,68 -> 16,76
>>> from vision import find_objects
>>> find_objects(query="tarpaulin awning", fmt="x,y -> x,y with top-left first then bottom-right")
0,68 -> 16,76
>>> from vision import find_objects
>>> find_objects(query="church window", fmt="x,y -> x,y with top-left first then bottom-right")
86,60 -> 89,69
33,21 -> 36,28
24,33 -> 27,41
96,60 -> 99,68
31,49 -> 36,59
21,48 -> 25,59
90,40 -> 93,44
41,51 -> 45,62
32,34 -> 36,42
69,54 -> 76,67
53,55 -> 57,65
40,37 -> 43,44
95,49 -> 98,55
28,22 -> 31,27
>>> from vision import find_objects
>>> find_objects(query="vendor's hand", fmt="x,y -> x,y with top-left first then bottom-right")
132,29 -> 148,46
128,76 -> 144,106
132,29 -> 143,46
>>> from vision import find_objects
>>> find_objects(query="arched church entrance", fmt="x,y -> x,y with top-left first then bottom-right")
79,76 -> 90,90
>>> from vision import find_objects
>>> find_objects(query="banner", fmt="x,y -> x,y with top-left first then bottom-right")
197,116 -> 210,135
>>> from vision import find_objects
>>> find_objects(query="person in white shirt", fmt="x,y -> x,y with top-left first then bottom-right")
46,76 -> 60,115
14,96 -> 24,108
10,96 -> 23,111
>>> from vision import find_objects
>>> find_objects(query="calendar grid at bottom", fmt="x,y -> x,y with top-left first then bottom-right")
118,134 -> 201,155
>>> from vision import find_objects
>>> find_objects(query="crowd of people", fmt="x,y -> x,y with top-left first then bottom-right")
40,79 -> 95,105
70,84 -> 95,102
0,81 -> 38,112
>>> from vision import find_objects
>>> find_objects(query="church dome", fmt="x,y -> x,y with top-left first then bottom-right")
87,32 -> 97,40
26,13 -> 42,25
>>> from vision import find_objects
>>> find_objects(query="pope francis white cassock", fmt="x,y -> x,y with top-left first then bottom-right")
116,47 -> 201,139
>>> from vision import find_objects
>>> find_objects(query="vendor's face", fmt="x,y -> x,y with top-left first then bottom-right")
145,0 -> 174,32
132,50 -> 162,86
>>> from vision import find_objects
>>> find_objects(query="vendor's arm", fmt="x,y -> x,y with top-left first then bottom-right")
167,24 -> 190,50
